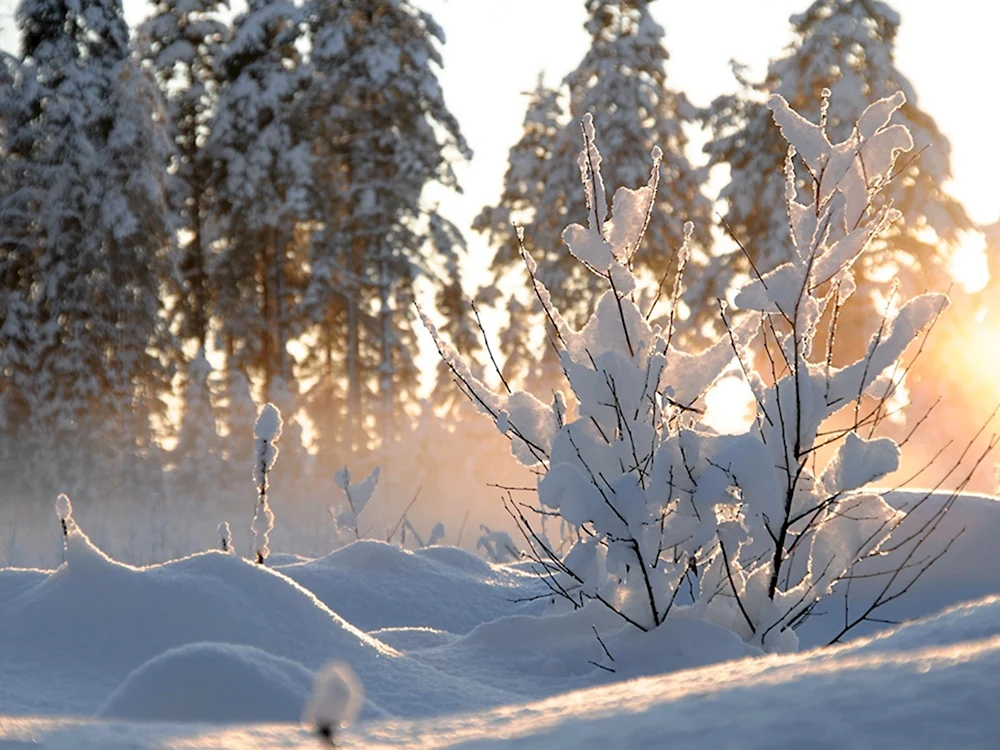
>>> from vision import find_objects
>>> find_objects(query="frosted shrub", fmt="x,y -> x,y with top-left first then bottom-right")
55,493 -> 73,538
328,466 -> 380,543
251,403 -> 283,564
427,522 -> 446,547
476,525 -> 520,563
426,95 -> 951,650
686,91 -> 950,648
218,521 -> 233,554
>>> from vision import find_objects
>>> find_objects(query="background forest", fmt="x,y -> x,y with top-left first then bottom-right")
0,0 -> 996,566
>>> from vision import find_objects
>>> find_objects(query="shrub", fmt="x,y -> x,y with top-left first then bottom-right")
424,94 -> 957,651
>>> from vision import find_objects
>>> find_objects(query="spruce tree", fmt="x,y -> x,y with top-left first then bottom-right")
704,0 -> 971,357
303,0 -> 470,449
0,52 -> 43,496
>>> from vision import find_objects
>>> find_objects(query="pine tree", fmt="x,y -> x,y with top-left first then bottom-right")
703,0 -> 971,357
477,0 -> 712,373
563,0 -> 711,318
139,0 -> 229,351
206,0 -> 310,398
302,0 -> 470,449
8,0 -> 173,500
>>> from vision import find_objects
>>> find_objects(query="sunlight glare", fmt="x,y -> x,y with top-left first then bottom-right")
702,376 -> 756,435
948,231 -> 990,293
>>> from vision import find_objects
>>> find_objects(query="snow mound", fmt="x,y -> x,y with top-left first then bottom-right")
417,603 -> 759,701
845,594 -> 1000,655
411,545 -> 496,576
6,629 -> 1000,748
98,643 -> 318,723
399,634 -> 1000,749
0,526 -> 517,718
277,540 -> 547,634
370,627 -> 458,652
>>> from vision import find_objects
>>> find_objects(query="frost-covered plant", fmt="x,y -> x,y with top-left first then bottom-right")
427,521 -> 446,547
398,517 -> 446,549
476,525 -> 520,563
218,521 -> 232,554
425,111 -> 755,634
426,95 -> 951,651
685,90 -> 952,649
329,466 -> 380,542
251,403 -> 283,564
56,493 -> 73,539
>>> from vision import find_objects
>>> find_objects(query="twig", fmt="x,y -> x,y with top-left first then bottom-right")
386,486 -> 422,543
472,299 -> 511,394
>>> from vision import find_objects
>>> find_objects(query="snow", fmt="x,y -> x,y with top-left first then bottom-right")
217,521 -> 232,553
3,594 -> 1000,748
54,494 -> 72,523
98,643 -> 316,724
0,21 -> 995,747
253,403 -> 283,473
0,523 -> 518,720
796,490 -> 1000,647
333,466 -> 381,532
277,540 -> 547,635
252,403 -> 282,562
0,490 -> 998,746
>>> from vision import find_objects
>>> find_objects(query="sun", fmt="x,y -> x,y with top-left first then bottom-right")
948,231 -> 990,294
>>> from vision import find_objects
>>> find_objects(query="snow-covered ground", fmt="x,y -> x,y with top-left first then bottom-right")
1,489 -> 999,748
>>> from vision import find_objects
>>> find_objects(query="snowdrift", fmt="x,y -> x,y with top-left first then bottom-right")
0,526 -> 514,718
98,643 -> 317,723
277,539 -> 548,634
2,490 -> 1000,737
2,594 -> 1000,748
796,490 -> 1000,647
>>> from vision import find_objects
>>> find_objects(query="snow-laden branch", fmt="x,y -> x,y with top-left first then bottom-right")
425,93 -> 964,653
